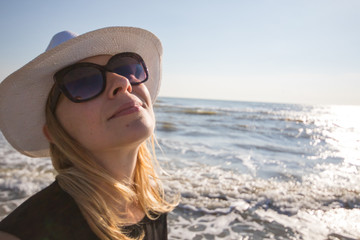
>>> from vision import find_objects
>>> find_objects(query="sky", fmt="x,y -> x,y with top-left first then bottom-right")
0,0 -> 359,105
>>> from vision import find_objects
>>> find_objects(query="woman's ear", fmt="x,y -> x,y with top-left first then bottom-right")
43,125 -> 53,143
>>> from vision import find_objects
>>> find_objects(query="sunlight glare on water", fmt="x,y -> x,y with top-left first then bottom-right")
323,105 -> 360,166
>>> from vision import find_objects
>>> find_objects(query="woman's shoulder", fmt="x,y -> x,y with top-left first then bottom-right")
0,181 -> 98,240
0,181 -> 71,237
0,231 -> 20,240
0,181 -> 73,224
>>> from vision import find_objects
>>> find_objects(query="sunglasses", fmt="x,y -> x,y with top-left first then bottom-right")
50,52 -> 148,111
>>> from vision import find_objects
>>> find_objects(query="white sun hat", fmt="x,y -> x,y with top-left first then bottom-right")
0,27 -> 163,158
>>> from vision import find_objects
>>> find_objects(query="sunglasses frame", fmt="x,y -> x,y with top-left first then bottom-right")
50,52 -> 149,111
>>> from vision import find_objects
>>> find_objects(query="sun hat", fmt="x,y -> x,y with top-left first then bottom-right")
0,27 -> 163,158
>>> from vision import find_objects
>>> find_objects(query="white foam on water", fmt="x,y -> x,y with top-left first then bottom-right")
0,140 -> 55,218
161,161 -> 360,239
168,210 -> 252,240
256,208 -> 360,240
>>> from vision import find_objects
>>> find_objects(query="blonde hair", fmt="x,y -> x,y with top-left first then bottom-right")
45,89 -> 177,240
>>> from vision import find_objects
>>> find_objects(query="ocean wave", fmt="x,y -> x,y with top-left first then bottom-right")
162,163 -> 360,239
157,121 -> 178,132
234,142 -> 308,156
182,109 -> 219,115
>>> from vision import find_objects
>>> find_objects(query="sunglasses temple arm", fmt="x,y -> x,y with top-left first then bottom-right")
50,86 -> 61,112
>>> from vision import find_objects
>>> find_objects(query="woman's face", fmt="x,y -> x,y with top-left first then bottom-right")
55,54 -> 155,154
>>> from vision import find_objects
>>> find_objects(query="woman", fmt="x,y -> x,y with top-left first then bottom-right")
0,27 -> 176,239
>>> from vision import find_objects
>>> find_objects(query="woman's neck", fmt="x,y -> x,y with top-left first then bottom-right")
91,145 -> 140,182
90,145 -> 146,224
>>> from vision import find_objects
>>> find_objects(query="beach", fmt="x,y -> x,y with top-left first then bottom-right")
1,97 -> 360,239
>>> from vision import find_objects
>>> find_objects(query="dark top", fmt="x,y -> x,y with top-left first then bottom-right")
0,181 -> 167,240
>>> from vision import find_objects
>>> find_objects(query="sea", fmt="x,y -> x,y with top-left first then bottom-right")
1,97 -> 360,240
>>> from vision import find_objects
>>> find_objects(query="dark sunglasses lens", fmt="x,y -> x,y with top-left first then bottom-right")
62,67 -> 104,101
110,56 -> 147,83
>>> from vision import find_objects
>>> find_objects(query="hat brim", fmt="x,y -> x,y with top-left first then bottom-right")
0,27 -> 162,158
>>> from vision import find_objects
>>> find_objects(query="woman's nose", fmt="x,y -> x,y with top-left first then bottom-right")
106,72 -> 133,98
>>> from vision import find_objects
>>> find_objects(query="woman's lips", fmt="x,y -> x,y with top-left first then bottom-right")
109,102 -> 142,120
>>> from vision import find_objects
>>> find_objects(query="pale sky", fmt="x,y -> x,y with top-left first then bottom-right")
0,0 -> 359,105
